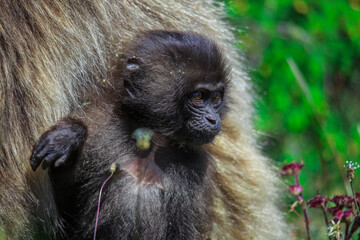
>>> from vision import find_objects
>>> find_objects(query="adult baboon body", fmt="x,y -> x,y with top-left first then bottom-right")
0,1 -> 287,239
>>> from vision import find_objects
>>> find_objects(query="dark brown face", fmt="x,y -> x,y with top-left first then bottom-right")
120,31 -> 229,145
181,83 -> 226,144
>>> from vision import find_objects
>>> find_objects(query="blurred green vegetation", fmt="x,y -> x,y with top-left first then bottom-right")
224,0 -> 360,238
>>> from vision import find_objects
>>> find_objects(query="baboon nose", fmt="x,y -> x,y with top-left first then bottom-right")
205,115 -> 217,125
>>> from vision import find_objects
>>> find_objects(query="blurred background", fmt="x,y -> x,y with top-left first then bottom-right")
223,0 -> 360,238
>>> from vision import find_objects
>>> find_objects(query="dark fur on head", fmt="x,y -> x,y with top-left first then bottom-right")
115,31 -> 230,144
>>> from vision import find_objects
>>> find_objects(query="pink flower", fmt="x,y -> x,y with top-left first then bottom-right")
331,209 -> 355,223
344,196 -> 355,208
280,161 -> 304,176
327,207 -> 341,215
331,195 -> 354,208
307,195 -> 328,208
332,209 -> 344,223
343,210 -> 355,224
286,185 -> 303,196
355,192 -> 360,205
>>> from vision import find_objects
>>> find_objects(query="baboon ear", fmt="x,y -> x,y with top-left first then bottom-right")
126,57 -> 143,71
124,57 -> 144,98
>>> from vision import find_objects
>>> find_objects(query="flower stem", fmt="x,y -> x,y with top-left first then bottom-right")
295,175 -> 311,240
321,207 -> 329,227
299,196 -> 311,240
345,223 -> 349,240
321,207 -> 332,240
350,181 -> 359,213
348,216 -> 360,238
94,170 -> 114,240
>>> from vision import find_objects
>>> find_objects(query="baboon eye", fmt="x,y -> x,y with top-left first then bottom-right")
213,91 -> 221,104
192,92 -> 202,100
191,91 -> 203,104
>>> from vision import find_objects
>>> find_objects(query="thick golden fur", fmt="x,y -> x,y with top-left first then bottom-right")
0,1 -> 288,239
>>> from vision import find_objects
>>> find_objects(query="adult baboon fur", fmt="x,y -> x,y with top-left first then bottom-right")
0,1 -> 288,239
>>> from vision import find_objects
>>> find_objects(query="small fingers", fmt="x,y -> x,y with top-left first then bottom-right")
30,137 -> 52,171
53,151 -> 71,168
34,146 -> 51,160
30,154 -> 45,171
29,119 -> 87,171
41,152 -> 62,170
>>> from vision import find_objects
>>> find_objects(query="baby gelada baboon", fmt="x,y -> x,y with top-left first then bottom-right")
31,31 -> 229,240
